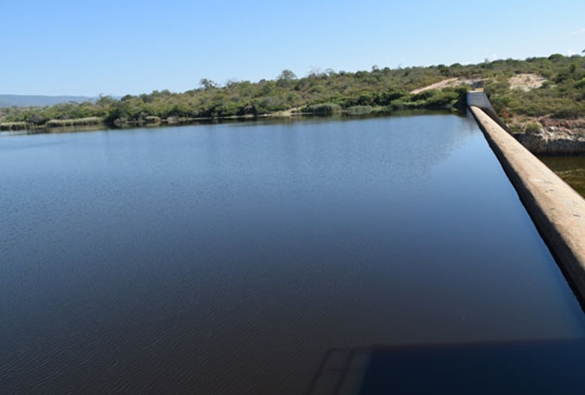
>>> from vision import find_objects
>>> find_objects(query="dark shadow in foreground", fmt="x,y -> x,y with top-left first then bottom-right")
306,338 -> 585,395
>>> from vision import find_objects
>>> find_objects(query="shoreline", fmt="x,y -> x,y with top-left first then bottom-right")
0,107 -> 456,134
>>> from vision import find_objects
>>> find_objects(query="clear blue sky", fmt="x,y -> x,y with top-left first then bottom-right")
2,0 -> 584,96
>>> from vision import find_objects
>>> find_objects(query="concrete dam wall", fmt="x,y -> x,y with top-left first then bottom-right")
469,102 -> 585,305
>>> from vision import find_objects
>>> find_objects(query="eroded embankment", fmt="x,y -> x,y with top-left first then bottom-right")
470,106 -> 585,305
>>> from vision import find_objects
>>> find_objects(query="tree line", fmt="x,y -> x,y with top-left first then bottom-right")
1,53 -> 584,131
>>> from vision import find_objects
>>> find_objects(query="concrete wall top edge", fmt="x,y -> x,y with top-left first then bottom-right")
470,105 -> 585,305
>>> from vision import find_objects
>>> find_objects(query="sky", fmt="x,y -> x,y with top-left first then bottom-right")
2,0 -> 584,96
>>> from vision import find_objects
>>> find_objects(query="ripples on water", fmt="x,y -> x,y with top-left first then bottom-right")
1,115 -> 584,394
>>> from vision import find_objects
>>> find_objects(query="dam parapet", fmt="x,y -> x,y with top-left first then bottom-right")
468,90 -> 585,155
470,104 -> 585,306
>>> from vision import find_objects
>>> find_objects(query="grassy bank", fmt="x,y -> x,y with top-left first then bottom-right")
45,117 -> 103,128
0,122 -> 28,131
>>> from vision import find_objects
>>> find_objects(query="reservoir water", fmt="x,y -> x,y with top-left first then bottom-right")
1,114 -> 584,394
539,155 -> 585,197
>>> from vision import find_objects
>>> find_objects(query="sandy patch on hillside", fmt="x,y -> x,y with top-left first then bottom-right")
509,74 -> 547,91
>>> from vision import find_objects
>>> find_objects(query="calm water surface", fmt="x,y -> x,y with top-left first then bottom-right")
539,155 -> 585,197
1,115 -> 584,394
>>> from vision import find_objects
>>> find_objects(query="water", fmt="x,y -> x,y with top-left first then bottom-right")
539,155 -> 585,197
1,115 -> 584,394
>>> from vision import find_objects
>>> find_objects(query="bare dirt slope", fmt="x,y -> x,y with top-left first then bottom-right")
509,74 -> 547,91
411,78 -> 483,94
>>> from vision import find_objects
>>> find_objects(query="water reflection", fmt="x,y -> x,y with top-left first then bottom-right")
539,155 -> 585,197
358,338 -> 585,395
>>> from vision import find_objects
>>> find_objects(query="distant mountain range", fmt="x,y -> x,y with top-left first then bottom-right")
0,94 -> 96,107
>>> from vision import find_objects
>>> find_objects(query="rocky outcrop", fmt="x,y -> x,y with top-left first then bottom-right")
513,120 -> 585,155
466,90 -> 585,155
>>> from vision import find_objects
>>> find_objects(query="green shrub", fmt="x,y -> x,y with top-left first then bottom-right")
45,117 -> 102,128
508,123 -> 524,134
345,105 -> 373,115
144,116 -> 161,124
524,122 -> 542,134
305,103 -> 342,116
0,122 -> 28,131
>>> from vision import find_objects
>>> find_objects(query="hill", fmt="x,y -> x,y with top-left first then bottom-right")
0,94 -> 94,108
0,53 -> 583,132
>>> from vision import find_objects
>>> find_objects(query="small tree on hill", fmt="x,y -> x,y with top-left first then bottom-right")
199,78 -> 217,90
277,69 -> 297,88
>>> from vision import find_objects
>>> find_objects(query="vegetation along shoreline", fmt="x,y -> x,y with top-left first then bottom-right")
2,53 -> 584,155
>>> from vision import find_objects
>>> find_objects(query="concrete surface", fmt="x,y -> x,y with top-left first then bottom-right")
470,106 -> 585,305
